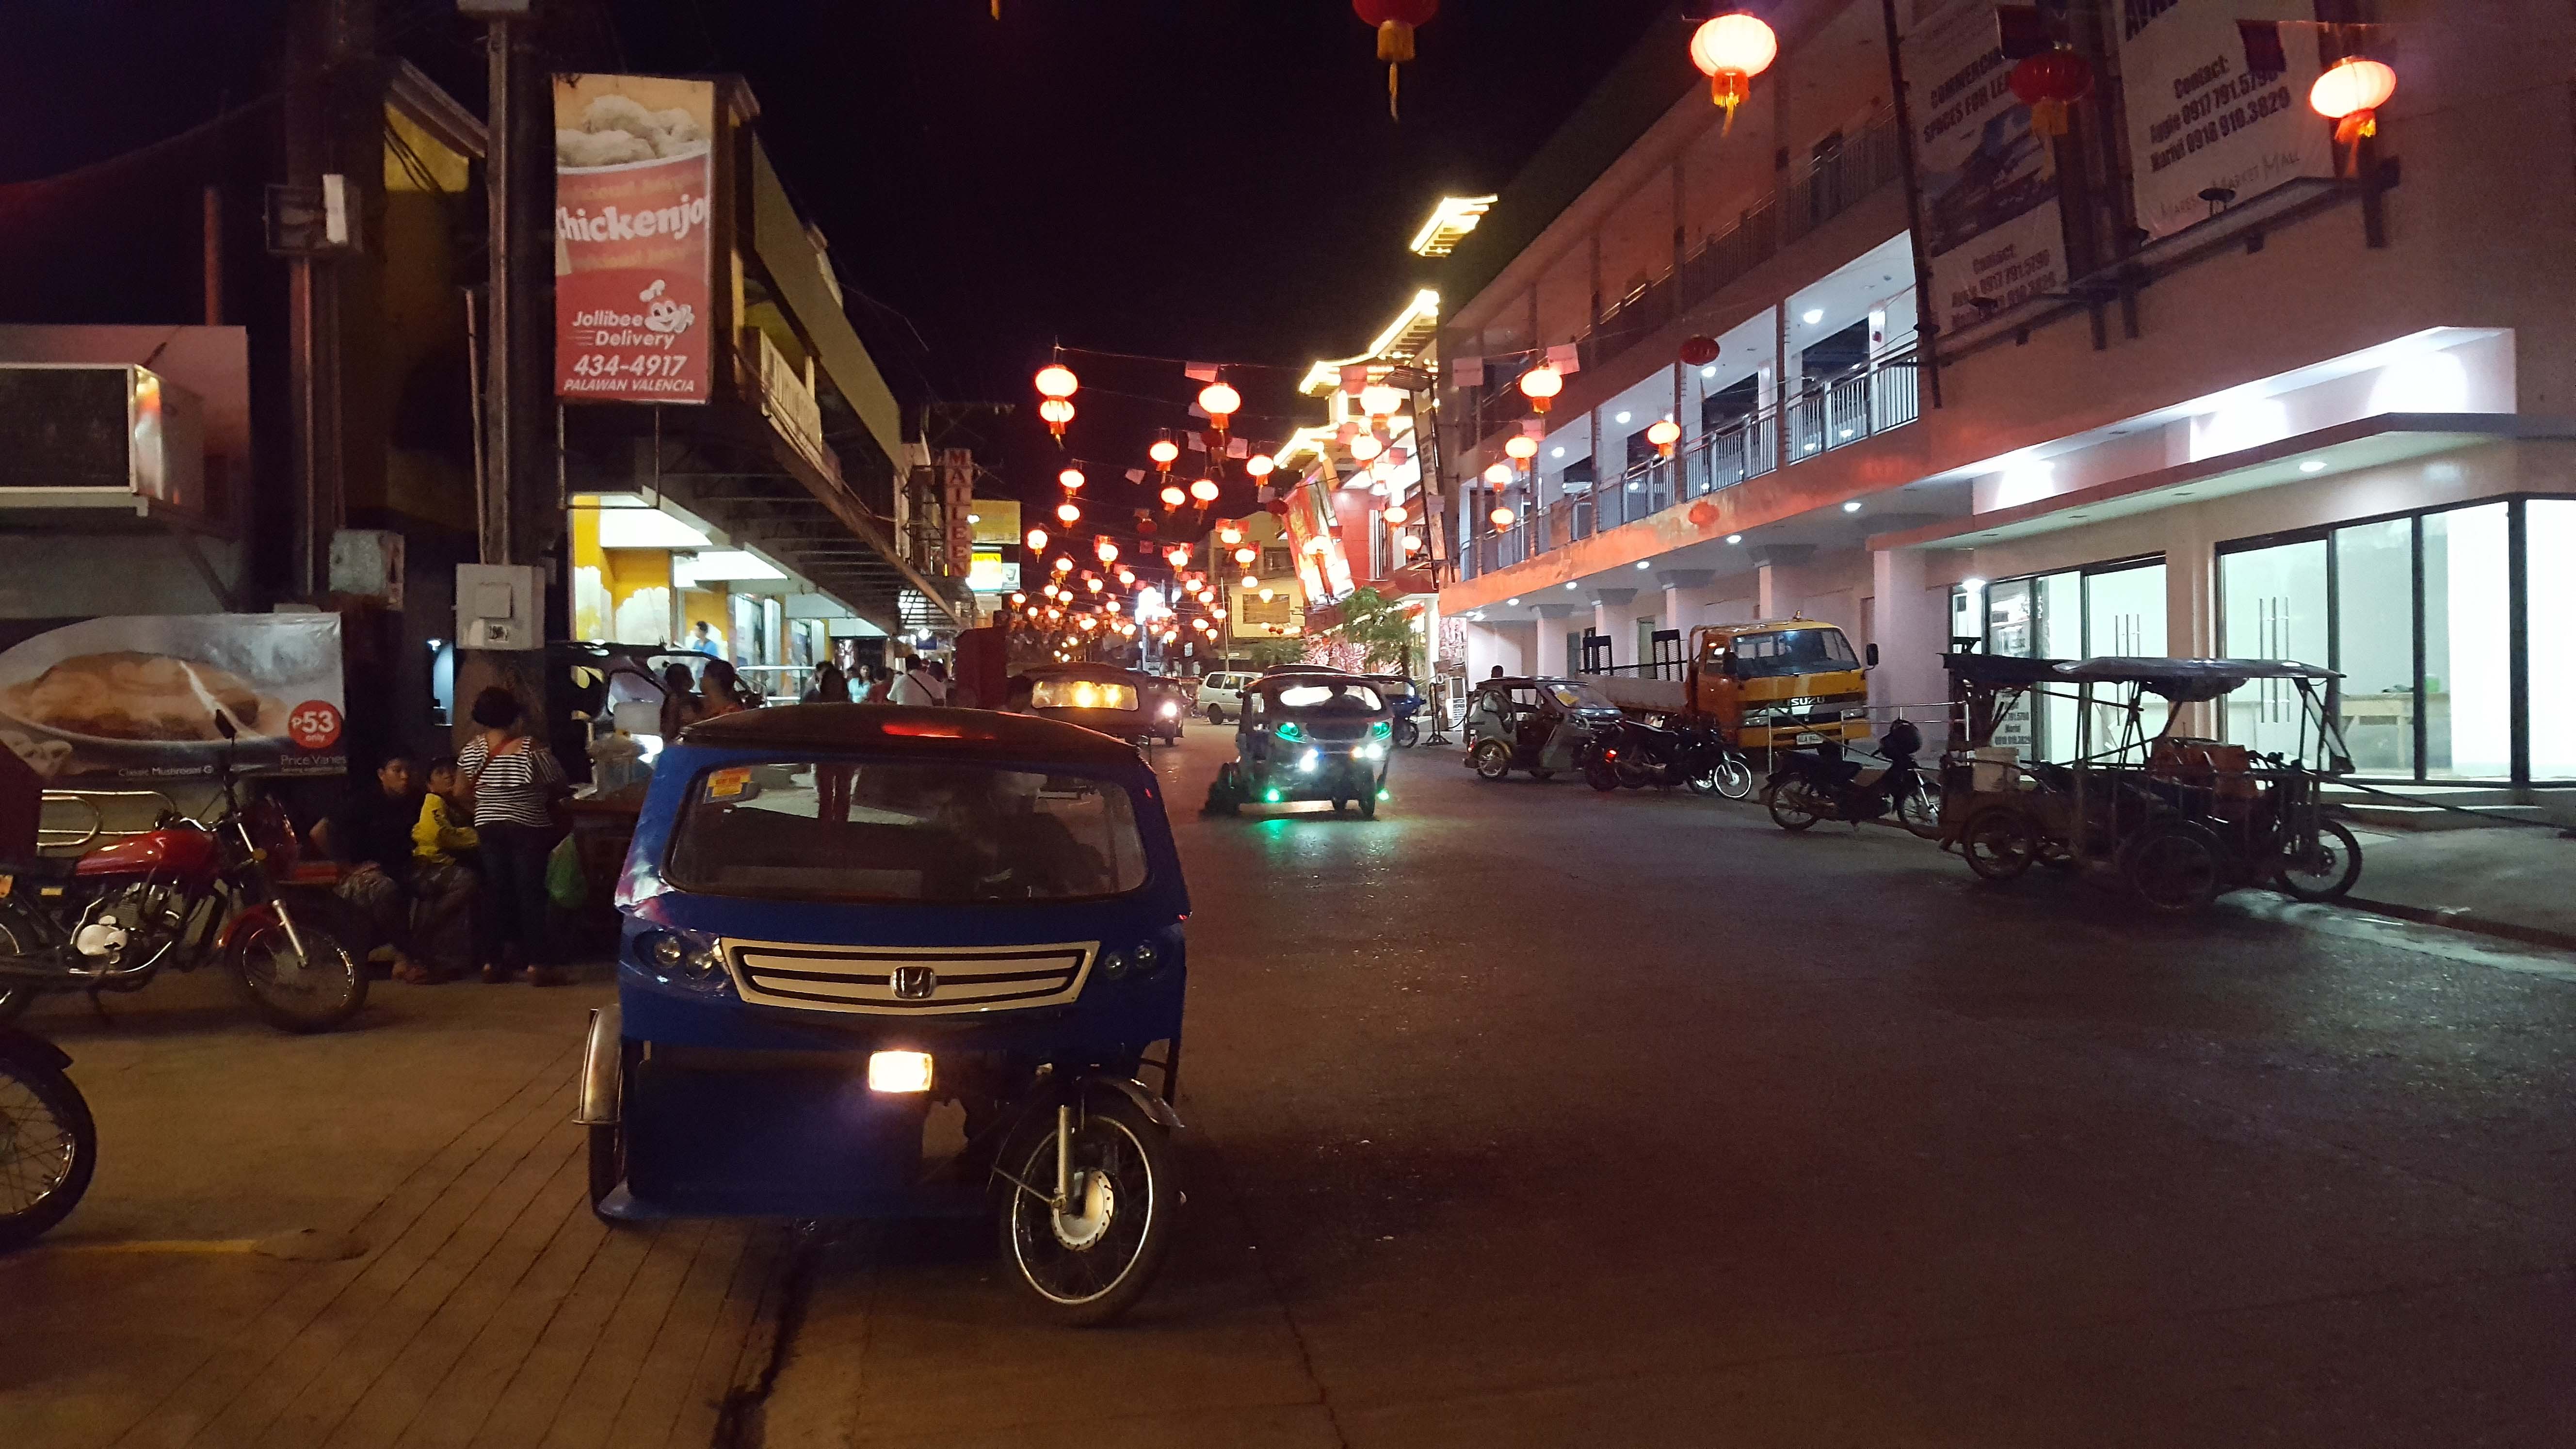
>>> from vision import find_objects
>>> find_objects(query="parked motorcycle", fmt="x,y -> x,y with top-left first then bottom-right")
1762,742 -> 1942,837
0,1025 -> 95,1250
1583,719 -> 1754,799
0,719 -> 365,1031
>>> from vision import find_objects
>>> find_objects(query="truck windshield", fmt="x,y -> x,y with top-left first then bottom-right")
667,761 -> 1148,902
1729,628 -> 1858,679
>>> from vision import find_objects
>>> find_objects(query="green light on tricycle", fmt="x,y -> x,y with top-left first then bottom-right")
1264,789 -> 1281,803
1377,789 -> 1390,801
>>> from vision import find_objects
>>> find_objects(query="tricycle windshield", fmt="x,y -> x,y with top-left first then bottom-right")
665,758 -> 1149,903
1727,628 -> 1857,678
1544,681 -> 1614,710
1273,682 -> 1385,711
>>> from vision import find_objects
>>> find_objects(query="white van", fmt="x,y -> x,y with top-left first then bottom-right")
1194,672 -> 1249,723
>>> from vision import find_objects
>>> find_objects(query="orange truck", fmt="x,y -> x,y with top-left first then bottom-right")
1591,617 -> 1874,750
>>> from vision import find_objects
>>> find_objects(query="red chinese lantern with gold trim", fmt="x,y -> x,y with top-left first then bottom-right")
2310,57 -> 2396,145
1353,0 -> 1438,120
1690,14 -> 1777,133
2009,47 -> 2094,141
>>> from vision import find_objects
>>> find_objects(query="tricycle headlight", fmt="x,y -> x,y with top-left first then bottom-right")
639,928 -> 726,986
867,1050 -> 933,1094
651,933 -> 686,970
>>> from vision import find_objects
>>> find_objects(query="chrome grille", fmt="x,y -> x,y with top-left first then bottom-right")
722,939 -> 1097,1016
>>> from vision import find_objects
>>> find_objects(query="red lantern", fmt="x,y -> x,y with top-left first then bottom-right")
1646,419 -> 1681,458
2311,57 -> 2396,146
1037,397 -> 1075,439
1353,0 -> 1438,120
1197,381 -> 1240,436
2008,47 -> 2094,140
1033,364 -> 1079,401
1160,484 -> 1185,509
1148,437 -> 1179,472
1690,14 -> 1777,132
1518,363 -> 1562,415
1680,335 -> 1722,368
1190,477 -> 1221,503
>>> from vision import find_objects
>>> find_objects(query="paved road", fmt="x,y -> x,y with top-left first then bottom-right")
758,730 -> 2576,1448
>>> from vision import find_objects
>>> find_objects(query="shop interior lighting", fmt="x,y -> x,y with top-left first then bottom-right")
678,549 -> 784,582
597,510 -> 713,549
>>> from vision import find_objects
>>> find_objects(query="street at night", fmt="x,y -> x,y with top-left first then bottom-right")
7,735 -> 2571,1447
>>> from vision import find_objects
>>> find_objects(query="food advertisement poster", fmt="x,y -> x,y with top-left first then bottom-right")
1902,0 -> 2068,338
0,613 -> 346,783
554,73 -> 715,403
2118,0 -> 2331,242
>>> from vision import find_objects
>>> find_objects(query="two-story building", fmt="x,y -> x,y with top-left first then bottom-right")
1436,0 -> 2575,791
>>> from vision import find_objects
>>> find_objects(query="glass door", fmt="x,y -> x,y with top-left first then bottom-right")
2331,518 -> 2415,775
2532,500 -> 2576,779
2220,539 -> 2328,757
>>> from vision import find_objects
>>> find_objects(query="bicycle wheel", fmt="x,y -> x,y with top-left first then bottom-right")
2273,819 -> 2362,902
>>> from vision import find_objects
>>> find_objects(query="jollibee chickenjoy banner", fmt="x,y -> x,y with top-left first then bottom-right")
554,74 -> 715,403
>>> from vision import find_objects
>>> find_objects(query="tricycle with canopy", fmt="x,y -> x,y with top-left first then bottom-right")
1939,654 -> 2364,913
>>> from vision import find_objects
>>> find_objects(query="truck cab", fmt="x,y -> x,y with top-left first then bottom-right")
1687,619 -> 1870,751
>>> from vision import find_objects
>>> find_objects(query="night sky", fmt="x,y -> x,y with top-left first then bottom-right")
0,0 -> 1682,521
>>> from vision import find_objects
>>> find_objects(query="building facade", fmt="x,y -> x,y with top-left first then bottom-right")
1436,0 -> 2576,789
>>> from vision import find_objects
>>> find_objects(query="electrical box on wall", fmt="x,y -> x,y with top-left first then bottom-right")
455,564 -> 543,650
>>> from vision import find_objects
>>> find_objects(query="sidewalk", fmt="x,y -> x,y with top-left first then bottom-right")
2342,824 -> 2576,950
0,966 -> 787,1449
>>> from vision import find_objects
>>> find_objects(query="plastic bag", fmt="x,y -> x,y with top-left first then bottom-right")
546,833 -> 586,911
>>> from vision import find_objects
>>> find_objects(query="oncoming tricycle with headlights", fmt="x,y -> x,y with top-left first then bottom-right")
580,704 -> 1189,1323
1202,673 -> 1393,818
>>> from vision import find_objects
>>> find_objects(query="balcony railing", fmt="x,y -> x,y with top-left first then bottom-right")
1460,347 -> 1918,582
1460,112 -> 1904,448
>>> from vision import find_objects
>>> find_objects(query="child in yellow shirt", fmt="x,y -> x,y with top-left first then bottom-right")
402,757 -> 482,982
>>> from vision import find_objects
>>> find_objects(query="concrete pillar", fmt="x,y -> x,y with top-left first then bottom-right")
1467,620 -> 1531,679
1658,569 -> 1715,636
1587,587 -> 1638,668
2166,507 -> 2218,736
1532,604 -> 1578,675
1752,545 -> 1812,619
1870,545 -> 1952,734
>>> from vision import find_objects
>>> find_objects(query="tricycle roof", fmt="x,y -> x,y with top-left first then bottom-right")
2056,656 -> 2338,700
675,703 -> 1142,768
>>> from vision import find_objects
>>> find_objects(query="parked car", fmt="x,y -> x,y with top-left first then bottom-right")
1194,672 -> 1250,724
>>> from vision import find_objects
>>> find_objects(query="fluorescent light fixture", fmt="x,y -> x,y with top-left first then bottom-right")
596,509 -> 712,550
1565,581 -> 1578,590
1725,533 -> 1742,545
1802,308 -> 1824,325
2299,458 -> 2327,473
1842,500 -> 1862,513
681,549 -> 785,582
1506,596 -> 1521,605
1636,560 -> 1652,570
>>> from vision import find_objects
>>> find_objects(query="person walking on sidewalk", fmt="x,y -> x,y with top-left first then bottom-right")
889,656 -> 947,707
458,687 -> 570,986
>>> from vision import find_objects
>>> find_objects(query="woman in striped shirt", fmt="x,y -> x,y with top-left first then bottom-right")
459,687 -> 569,985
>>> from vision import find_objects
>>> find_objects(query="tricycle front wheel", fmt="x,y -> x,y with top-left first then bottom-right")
999,1094 -> 1179,1326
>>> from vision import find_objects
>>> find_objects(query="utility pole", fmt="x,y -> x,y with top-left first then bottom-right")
279,0 -> 375,598
464,0 -> 536,566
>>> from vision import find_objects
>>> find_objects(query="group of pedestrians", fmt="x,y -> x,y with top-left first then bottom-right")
314,686 -> 573,987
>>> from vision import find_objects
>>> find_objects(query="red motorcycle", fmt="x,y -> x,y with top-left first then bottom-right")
0,722 -> 365,1032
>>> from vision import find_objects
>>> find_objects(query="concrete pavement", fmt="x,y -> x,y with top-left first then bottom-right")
7,726 -> 2573,1447
758,730 -> 2576,1448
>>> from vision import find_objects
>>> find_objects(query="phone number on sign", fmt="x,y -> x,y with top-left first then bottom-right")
568,353 -> 692,378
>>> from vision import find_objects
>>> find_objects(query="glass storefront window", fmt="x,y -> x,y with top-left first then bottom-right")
2083,563 -> 2165,761
2532,501 -> 2576,779
1957,564 -> 2160,762
2219,539 -> 2328,760
2333,519 -> 2415,775
2423,503 -> 2510,779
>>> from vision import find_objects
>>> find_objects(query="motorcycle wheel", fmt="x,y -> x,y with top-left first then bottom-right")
1471,743 -> 1512,781
1764,778 -> 1821,833
1584,757 -> 1620,792
0,1046 -> 96,1251
229,915 -> 368,1033
1897,780 -> 1944,839
998,1092 -> 1180,1326
2273,819 -> 2363,902
1393,719 -> 1419,748
0,912 -> 38,1022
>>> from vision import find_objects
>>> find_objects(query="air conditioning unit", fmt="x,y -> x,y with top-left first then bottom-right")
0,364 -> 205,519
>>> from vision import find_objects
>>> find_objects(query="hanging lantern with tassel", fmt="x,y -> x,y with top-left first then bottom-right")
1353,0 -> 1439,121
2311,56 -> 2396,146
2008,46 -> 2095,141
1689,13 -> 1777,133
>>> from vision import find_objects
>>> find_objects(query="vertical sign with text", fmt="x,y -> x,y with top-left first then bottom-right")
554,74 -> 716,403
2118,0 -> 2330,242
1902,0 -> 2069,338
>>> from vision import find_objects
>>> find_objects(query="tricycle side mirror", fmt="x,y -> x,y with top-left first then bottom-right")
1865,643 -> 1881,668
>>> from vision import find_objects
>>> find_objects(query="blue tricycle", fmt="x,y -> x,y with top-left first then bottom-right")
579,704 -> 1189,1323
